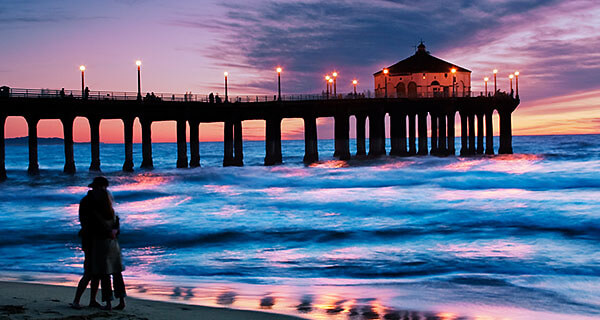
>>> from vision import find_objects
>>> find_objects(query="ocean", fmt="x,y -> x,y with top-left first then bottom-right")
1,135 -> 599,320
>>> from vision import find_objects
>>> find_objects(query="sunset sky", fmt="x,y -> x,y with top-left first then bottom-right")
1,0 -> 599,142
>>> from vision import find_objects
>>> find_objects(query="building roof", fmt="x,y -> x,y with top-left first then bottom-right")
374,43 -> 471,76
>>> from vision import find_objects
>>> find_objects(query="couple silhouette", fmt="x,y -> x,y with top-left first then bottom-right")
71,177 -> 126,311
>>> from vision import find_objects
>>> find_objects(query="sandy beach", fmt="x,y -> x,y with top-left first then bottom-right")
0,281 -> 304,320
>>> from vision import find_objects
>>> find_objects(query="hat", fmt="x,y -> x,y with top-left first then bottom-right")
88,176 -> 109,188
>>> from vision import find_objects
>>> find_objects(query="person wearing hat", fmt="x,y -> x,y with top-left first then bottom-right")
71,177 -> 126,310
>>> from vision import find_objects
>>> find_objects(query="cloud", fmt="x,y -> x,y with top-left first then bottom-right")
172,0 -> 565,94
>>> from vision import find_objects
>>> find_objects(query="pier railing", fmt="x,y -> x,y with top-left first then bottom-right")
1,87 -> 492,103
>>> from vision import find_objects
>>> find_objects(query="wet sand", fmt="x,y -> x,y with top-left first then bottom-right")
0,281 -> 305,320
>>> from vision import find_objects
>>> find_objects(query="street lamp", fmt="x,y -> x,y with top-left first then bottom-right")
352,79 -> 358,97
451,68 -> 457,97
224,71 -> 229,103
325,75 -> 330,99
509,74 -> 514,96
136,60 -> 142,101
328,78 -> 333,96
79,65 -> 85,98
332,71 -> 338,97
514,71 -> 519,97
484,77 -> 489,96
276,67 -> 282,101
493,69 -> 498,94
383,68 -> 389,98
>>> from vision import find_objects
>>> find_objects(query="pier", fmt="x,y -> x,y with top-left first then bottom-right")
0,89 -> 519,180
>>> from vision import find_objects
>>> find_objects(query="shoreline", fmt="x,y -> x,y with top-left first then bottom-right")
0,281 -> 305,320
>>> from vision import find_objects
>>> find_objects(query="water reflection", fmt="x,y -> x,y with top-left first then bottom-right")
260,296 -> 275,309
3,270 -> 599,320
310,160 -> 349,168
296,295 -> 313,313
216,291 -> 236,305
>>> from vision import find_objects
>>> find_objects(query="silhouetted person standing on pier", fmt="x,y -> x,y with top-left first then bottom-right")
209,92 -> 214,103
60,88 -> 65,98
84,87 -> 90,100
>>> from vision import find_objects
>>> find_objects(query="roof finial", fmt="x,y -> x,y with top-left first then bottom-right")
417,41 -> 426,53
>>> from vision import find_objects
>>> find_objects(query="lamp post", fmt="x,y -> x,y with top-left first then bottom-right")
451,68 -> 457,97
352,79 -> 358,97
328,78 -> 333,97
493,69 -> 498,95
484,77 -> 489,96
79,65 -> 85,98
325,75 -> 330,99
509,74 -> 514,96
136,60 -> 142,101
514,71 -> 519,97
383,68 -> 389,98
332,71 -> 338,97
224,71 -> 229,103
276,67 -> 282,101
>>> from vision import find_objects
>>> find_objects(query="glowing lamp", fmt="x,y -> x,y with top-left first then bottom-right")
276,67 -> 282,73
332,72 -> 338,77
328,78 -> 333,83
352,80 -> 358,85
451,68 -> 457,74
136,60 -> 142,66
224,71 -> 228,76
383,68 -> 389,75
509,74 -> 514,79
79,65 -> 86,71
514,71 -> 519,76
484,77 -> 489,82
325,75 -> 330,80
493,69 -> 498,74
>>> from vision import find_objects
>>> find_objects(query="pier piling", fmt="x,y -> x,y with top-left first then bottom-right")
223,121 -> 233,167
89,117 -> 101,172
417,112 -> 428,155
140,118 -> 153,169
498,110 -> 513,154
368,111 -> 386,157
223,121 -> 234,166
355,113 -> 367,157
460,112 -> 468,156
476,113 -> 485,154
0,115 -> 6,181
61,116 -> 76,174
264,117 -> 282,165
189,120 -> 200,167
303,116 -> 319,164
334,114 -> 351,160
430,113 -> 438,155
439,112 -> 447,156
485,111 -> 494,155
408,113 -> 417,155
468,113 -> 476,155
27,117 -> 39,175
233,120 -> 244,166
122,117 -> 134,172
176,120 -> 188,168
390,112 -> 408,156
447,111 -> 456,155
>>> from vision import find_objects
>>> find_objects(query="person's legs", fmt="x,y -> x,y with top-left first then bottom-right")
112,273 -> 127,310
89,277 -> 101,307
72,272 -> 92,308
100,274 -> 113,310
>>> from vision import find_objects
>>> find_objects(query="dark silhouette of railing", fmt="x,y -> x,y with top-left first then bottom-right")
2,87 -> 494,103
